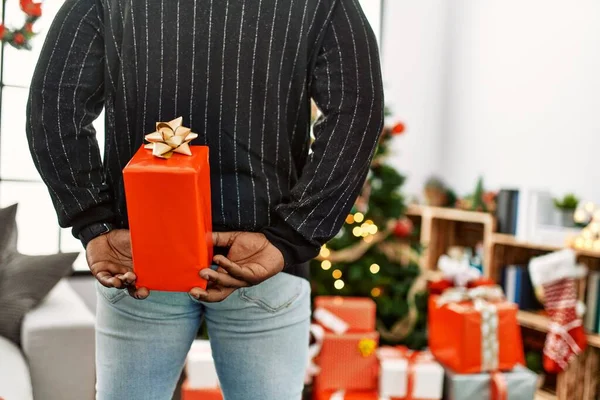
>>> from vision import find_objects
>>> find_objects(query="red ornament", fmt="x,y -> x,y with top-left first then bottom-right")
25,23 -> 33,34
0,25 -> 5,39
393,217 -> 413,238
20,0 -> 42,17
391,122 -> 406,135
13,33 -> 25,45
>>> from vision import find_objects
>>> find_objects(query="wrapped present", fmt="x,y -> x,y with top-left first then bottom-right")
377,346 -> 443,400
428,285 -> 524,373
444,365 -> 538,400
313,389 -> 380,400
123,117 -> 212,292
313,331 -> 379,392
185,340 -> 219,389
181,380 -> 222,400
314,296 -> 376,333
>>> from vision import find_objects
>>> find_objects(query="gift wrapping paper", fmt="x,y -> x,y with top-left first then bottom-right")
444,365 -> 538,400
314,331 -> 379,392
123,143 -> 212,292
313,389 -> 380,400
185,340 -> 219,389
181,380 -> 223,400
428,288 -> 524,374
314,296 -> 376,333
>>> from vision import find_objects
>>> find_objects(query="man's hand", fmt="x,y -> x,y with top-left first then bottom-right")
189,232 -> 285,302
86,229 -> 149,299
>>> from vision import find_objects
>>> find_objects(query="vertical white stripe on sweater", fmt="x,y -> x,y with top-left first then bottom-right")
247,0 -> 264,228
233,0 -> 246,225
260,0 -> 280,225
217,0 -> 230,224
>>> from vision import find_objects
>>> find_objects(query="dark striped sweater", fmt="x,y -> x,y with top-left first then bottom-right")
26,0 -> 384,276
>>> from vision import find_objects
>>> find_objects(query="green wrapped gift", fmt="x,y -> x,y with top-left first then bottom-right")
444,365 -> 538,400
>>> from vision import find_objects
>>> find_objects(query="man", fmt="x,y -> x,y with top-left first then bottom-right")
26,0 -> 383,398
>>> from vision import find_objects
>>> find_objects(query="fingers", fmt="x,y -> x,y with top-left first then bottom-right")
199,268 -> 249,289
211,231 -> 241,248
127,286 -> 149,300
213,254 -> 263,285
96,271 -> 124,288
189,286 -> 236,303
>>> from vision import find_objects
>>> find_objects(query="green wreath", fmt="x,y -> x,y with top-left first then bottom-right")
0,0 -> 43,50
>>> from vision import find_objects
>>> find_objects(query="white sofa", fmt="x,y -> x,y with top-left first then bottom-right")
0,279 -> 96,400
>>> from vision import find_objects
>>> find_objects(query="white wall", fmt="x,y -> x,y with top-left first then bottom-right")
381,0 -> 449,197
384,1 -> 600,203
440,0 -> 600,203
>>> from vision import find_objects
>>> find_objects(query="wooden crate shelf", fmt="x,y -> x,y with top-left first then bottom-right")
406,205 -> 600,399
535,389 -> 557,400
518,311 -> 600,349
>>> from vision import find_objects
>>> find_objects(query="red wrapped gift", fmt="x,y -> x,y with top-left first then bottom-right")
427,277 -> 496,295
428,285 -> 524,374
314,331 -> 379,392
313,389 -> 380,400
181,380 -> 222,400
313,296 -> 376,334
123,118 -> 212,292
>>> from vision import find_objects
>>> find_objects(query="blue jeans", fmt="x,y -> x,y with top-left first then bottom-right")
95,272 -> 310,400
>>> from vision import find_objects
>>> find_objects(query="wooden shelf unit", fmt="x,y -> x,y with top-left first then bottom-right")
407,205 -> 600,399
405,204 -> 496,275
518,311 -> 600,349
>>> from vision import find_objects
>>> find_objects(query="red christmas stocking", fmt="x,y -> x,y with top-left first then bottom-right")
529,250 -> 587,373
542,278 -> 587,373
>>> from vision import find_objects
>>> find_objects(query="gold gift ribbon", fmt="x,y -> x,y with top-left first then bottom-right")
144,117 -> 198,159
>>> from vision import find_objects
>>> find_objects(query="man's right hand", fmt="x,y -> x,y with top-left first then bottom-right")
86,229 -> 149,299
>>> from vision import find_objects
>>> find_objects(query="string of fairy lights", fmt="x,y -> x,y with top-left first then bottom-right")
319,212 -> 383,297
572,202 -> 600,251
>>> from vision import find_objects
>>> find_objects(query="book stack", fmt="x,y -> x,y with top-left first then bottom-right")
584,271 -> 600,334
500,265 -> 543,311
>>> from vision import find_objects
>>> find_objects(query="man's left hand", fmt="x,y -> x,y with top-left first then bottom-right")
189,232 -> 285,302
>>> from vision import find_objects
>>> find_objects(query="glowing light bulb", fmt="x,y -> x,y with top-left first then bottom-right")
594,210 -> 600,221
369,225 -> 378,235
332,269 -> 342,279
334,279 -> 345,290
345,214 -> 355,224
583,229 -> 593,240
365,219 -> 374,225
320,247 -> 331,258
575,209 -> 587,223
354,213 -> 365,223
586,202 -> 596,213
371,287 -> 381,297
352,227 -> 363,237
370,263 -> 380,274
585,239 -> 594,249
594,240 -> 600,251
575,237 -> 585,249
321,260 -> 332,270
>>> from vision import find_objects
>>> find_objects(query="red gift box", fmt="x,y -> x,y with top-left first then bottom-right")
181,380 -> 222,400
314,331 -> 379,392
313,296 -> 376,333
427,277 -> 496,295
123,143 -> 212,292
428,286 -> 524,374
313,389 -> 380,400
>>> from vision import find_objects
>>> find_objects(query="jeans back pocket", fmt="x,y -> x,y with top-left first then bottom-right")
239,272 -> 303,313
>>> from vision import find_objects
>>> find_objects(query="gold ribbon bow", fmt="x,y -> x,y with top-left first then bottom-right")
144,117 -> 198,159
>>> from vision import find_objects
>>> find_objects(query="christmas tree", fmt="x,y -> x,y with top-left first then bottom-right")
310,118 -> 429,350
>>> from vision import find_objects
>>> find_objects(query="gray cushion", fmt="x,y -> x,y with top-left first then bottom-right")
0,204 -> 78,346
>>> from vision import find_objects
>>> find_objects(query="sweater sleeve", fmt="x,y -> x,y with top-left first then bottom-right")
263,0 -> 384,267
26,0 -> 115,238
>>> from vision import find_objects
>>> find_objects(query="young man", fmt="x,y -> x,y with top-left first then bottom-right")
26,0 -> 383,398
